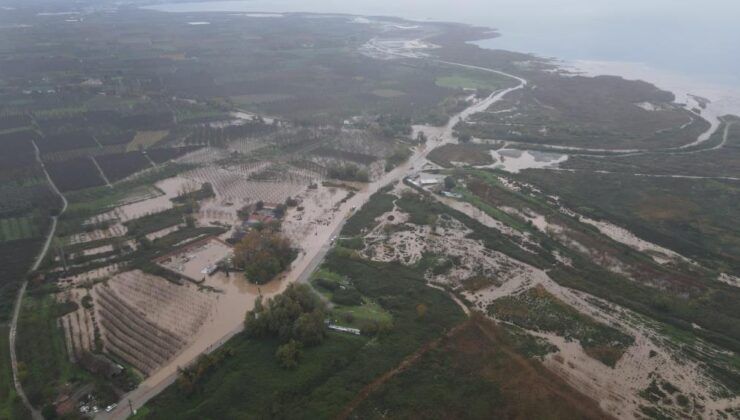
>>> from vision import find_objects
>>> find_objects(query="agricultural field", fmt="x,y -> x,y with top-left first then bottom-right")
95,152 -> 153,183
0,114 -> 31,133
0,130 -> 39,177
1,3 -> 738,420
45,157 -> 106,192
146,146 -> 202,164
92,271 -> 216,375
35,131 -> 98,155
0,217 -> 39,242
0,178 -> 59,220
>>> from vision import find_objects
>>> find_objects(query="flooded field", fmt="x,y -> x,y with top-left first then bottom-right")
140,267 -> 284,387
282,184 -> 346,246
184,165 -> 309,206
158,238 -> 233,281
92,271 -> 217,374
87,176 -> 200,227
487,148 -> 569,173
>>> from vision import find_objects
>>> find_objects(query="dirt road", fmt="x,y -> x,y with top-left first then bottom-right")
9,140 -> 69,420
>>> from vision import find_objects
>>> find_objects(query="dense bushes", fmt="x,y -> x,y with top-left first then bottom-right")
177,347 -> 235,396
327,163 -> 369,182
244,283 -> 327,368
331,288 -> 363,306
343,192 -> 395,236
123,206 -> 189,237
171,182 -> 214,204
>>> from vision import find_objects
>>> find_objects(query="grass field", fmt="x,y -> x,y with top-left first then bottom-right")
435,70 -> 514,92
333,300 -> 392,327
352,316 -> 608,419
0,217 -> 38,242
311,269 -> 393,328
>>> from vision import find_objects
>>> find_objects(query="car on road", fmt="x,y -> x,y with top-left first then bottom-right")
105,403 -> 118,413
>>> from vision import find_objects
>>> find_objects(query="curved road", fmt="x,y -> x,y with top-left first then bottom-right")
9,140 -> 68,420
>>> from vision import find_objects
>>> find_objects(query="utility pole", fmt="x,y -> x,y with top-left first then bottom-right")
129,399 -> 136,416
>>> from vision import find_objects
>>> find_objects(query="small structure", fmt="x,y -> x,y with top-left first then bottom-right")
328,324 -> 361,335
201,264 -> 218,275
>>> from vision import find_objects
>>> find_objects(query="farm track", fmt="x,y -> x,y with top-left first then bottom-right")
336,320 -> 471,420
9,139 -> 68,420
90,155 -> 113,187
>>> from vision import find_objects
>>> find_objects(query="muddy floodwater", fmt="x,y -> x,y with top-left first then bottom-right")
116,176 -> 199,221
143,271 -> 283,386
485,149 -> 568,173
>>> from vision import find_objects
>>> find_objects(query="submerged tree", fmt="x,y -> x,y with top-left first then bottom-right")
233,230 -> 294,284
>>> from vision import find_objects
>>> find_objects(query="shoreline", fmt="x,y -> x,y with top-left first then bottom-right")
140,0 -> 740,121
564,58 -> 740,128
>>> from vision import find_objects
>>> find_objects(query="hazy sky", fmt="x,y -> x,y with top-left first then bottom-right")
152,0 -> 740,26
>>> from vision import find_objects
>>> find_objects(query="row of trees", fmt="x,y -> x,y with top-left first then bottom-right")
183,120 -> 275,147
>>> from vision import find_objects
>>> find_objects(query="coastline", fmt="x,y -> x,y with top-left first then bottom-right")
142,0 -> 740,122
469,37 -> 740,145
566,58 -> 740,122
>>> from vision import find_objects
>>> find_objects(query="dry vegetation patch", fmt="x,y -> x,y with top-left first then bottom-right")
352,315 -> 612,420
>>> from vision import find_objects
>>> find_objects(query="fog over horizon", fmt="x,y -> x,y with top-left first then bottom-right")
144,0 -> 740,89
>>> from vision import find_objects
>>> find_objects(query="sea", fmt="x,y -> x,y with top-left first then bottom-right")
143,0 -> 740,115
